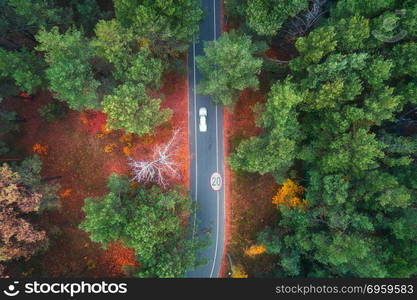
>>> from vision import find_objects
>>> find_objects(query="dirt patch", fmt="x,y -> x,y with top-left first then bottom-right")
1,72 -> 189,277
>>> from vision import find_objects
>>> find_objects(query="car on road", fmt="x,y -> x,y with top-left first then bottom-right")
199,107 -> 207,132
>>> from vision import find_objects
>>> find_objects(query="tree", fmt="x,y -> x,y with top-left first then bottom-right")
289,26 -> 337,72
80,174 -> 206,278
231,0 -> 417,278
36,27 -> 100,110
272,179 -> 306,210
113,0 -> 202,56
0,157 -> 58,262
330,0 -> 396,19
91,20 -> 163,89
392,43 -> 417,78
0,163 -> 46,262
102,83 -> 171,136
0,0 -> 68,48
334,15 -> 370,52
246,0 -> 308,36
229,79 -> 302,178
0,48 -> 44,94
196,31 -> 263,106
244,244 -> 266,257
129,129 -> 180,187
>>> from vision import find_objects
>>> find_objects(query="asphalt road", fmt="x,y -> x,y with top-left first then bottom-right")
187,0 -> 225,278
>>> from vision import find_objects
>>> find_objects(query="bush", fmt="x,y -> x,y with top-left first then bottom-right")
38,102 -> 67,122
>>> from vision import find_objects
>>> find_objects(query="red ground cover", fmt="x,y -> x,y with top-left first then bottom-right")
2,72 -> 189,277
220,89 -> 278,277
219,1 -> 279,277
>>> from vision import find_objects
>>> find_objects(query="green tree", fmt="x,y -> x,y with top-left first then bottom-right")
334,15 -> 370,52
392,43 -> 417,78
330,0 -> 395,19
289,26 -> 337,72
232,0 -> 417,278
0,48 -> 44,94
229,79 -> 302,178
196,31 -> 263,106
36,27 -> 100,110
80,174 -> 206,278
246,0 -> 308,36
113,0 -> 202,55
102,83 -> 171,136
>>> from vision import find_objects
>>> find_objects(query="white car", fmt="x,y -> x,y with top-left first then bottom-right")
199,107 -> 207,132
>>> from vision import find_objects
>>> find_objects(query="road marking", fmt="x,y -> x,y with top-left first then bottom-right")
209,0 -> 220,279
192,40 -> 198,239
210,172 -> 222,191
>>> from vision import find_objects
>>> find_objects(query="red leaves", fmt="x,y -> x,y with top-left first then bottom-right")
80,111 -> 108,134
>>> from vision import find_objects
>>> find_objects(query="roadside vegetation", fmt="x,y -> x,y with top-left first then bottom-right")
0,0 -> 204,278
209,0 -> 417,277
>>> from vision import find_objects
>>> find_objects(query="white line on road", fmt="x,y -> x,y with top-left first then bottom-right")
209,0 -> 220,279
192,40 -> 198,239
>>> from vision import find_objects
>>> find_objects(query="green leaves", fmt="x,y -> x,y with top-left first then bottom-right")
231,0 -> 417,278
246,0 -> 308,36
0,48 -> 43,94
392,43 -> 417,78
197,31 -> 263,106
80,174 -> 205,278
36,27 -> 100,110
229,79 -> 302,177
103,83 -> 171,136
334,15 -> 370,52
290,26 -> 337,72
114,0 -> 202,55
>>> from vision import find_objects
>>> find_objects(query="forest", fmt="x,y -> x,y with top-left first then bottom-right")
210,0 -> 416,277
0,0 -> 416,279
0,0 -> 205,278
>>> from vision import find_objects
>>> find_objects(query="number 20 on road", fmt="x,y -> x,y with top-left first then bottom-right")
210,172 -> 222,191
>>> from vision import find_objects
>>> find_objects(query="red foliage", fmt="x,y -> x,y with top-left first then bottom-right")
80,111 -> 108,134
1,71 -> 190,277
221,89 -> 278,277
19,92 -> 31,99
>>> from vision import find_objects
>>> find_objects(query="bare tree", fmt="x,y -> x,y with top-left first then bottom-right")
128,129 -> 181,187
282,0 -> 327,37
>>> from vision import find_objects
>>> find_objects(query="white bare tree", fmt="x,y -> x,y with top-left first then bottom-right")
283,0 -> 327,37
128,129 -> 181,187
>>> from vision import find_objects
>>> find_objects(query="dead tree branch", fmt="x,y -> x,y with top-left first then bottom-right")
128,129 -> 181,187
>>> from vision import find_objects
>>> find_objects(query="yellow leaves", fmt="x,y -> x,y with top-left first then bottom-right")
231,265 -> 248,278
119,134 -> 134,156
32,143 -> 48,155
119,133 -> 133,144
272,179 -> 307,210
244,245 -> 266,257
59,189 -> 72,198
100,123 -> 111,135
139,40 -> 149,48
122,146 -> 132,156
104,143 -> 117,153
80,113 -> 89,125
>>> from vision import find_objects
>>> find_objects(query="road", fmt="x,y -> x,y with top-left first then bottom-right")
187,0 -> 225,278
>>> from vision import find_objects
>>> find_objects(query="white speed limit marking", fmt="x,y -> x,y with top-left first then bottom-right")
210,172 -> 222,191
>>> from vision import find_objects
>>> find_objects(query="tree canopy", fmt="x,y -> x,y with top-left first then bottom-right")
80,174 -> 206,278
196,31 -> 263,107
230,0 -> 417,278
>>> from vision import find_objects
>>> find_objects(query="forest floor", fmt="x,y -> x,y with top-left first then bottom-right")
219,1 -> 283,277
2,72 -> 189,277
221,89 -> 279,277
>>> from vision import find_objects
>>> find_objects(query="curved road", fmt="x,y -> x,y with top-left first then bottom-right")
187,0 -> 225,278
